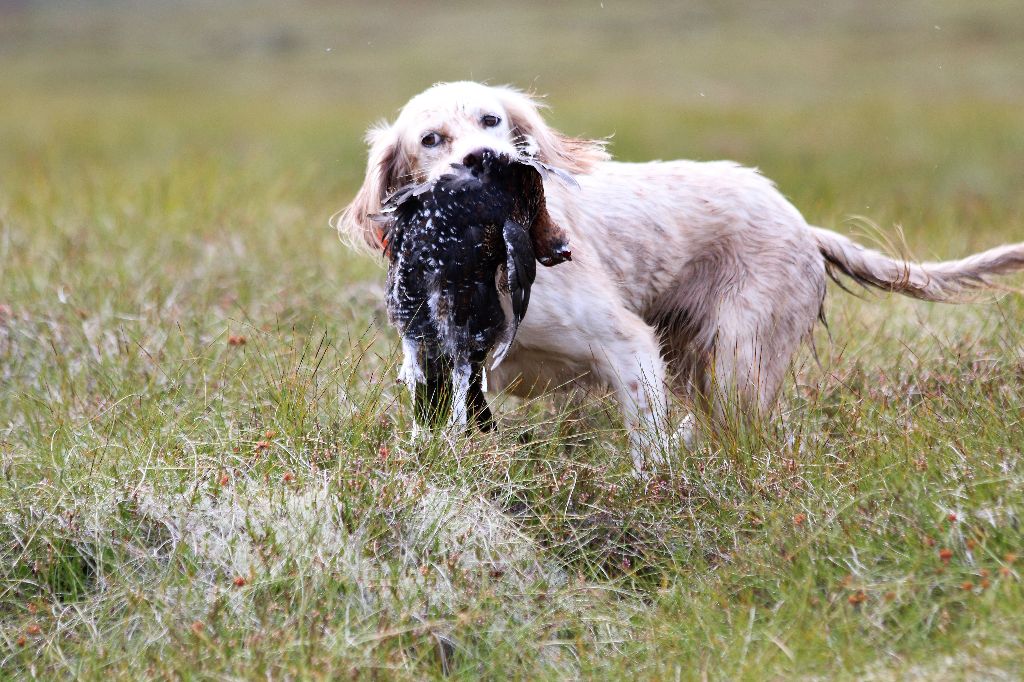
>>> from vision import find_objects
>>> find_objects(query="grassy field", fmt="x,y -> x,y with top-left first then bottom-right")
2,1 -> 1024,679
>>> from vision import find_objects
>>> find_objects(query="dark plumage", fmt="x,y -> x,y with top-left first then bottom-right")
378,150 -> 572,432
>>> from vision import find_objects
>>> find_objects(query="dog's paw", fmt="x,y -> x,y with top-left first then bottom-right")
628,432 -> 667,480
674,413 -> 698,451
397,355 -> 426,386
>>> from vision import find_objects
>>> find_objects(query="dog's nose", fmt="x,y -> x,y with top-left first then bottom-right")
462,148 -> 498,168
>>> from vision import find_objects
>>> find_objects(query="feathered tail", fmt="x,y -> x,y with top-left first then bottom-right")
810,226 -> 1024,302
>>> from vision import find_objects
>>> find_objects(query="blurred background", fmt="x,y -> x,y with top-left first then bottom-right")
1,0 -> 1023,329
4,1 -> 1023,204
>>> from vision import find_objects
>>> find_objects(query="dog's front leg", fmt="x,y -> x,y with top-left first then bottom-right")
397,337 -> 427,387
397,337 -> 427,439
447,359 -> 473,429
399,339 -> 455,438
507,273 -> 679,475
609,357 -> 672,476
588,313 -> 673,476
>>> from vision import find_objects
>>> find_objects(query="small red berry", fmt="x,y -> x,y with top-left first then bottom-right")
233,576 -> 246,587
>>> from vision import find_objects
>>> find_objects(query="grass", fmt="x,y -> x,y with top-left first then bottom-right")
2,1 -> 1024,679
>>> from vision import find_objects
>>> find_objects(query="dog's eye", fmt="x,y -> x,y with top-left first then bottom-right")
421,132 -> 443,148
481,114 -> 501,128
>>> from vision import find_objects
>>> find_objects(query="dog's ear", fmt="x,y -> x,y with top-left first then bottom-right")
495,86 -> 609,175
333,122 -> 411,252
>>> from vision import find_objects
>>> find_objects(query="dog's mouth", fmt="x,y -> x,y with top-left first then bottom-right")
451,148 -> 514,176
462,148 -> 500,167
450,149 -> 579,189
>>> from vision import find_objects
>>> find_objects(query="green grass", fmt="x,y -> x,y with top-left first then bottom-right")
2,1 -> 1024,679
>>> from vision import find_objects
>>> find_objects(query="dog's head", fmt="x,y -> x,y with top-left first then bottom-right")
336,81 -> 608,252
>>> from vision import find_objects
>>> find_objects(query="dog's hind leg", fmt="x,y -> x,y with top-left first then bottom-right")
700,267 -> 823,430
703,321 -> 787,427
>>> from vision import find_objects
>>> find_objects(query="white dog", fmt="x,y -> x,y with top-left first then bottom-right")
337,81 -> 1024,472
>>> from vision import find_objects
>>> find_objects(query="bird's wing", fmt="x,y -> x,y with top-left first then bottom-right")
492,219 -> 537,368
374,179 -> 444,255
385,179 -> 431,205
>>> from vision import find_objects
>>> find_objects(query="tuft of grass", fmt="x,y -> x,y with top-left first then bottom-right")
2,1 -> 1024,678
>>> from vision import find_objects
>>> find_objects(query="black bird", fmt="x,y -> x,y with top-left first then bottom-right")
378,150 -> 573,433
